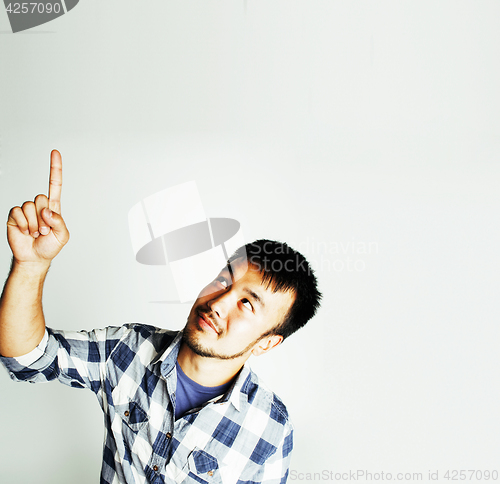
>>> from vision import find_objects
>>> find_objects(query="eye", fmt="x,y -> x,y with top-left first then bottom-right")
241,298 -> 253,311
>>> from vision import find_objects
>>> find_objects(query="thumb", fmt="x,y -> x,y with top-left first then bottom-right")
41,207 -> 69,241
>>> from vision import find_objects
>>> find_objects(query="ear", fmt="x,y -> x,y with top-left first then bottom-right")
251,334 -> 283,357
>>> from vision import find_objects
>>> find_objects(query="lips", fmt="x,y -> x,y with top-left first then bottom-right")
197,310 -> 219,334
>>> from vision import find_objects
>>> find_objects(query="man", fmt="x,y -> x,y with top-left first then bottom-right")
0,150 -> 321,484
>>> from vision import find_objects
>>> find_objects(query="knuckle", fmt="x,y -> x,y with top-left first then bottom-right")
34,194 -> 48,204
8,208 -> 24,225
22,201 -> 35,210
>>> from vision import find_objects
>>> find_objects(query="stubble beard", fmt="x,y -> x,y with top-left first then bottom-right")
182,317 -> 264,361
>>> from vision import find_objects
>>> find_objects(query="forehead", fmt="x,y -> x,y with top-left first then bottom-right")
223,257 -> 266,287
222,258 -> 295,312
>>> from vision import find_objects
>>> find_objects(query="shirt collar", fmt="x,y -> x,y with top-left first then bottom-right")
220,364 -> 250,412
154,330 -> 250,412
153,330 -> 183,376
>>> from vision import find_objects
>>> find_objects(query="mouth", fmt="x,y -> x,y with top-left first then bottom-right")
197,310 -> 219,335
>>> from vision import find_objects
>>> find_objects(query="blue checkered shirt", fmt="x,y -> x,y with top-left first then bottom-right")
0,324 -> 293,484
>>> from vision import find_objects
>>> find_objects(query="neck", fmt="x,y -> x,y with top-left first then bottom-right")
177,342 -> 247,387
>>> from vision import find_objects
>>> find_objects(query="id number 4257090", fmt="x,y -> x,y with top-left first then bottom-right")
5,3 -> 62,14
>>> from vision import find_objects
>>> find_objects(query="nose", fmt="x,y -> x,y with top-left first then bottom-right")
206,290 -> 232,320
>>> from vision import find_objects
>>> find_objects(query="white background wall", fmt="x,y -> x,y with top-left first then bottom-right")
0,1 -> 499,483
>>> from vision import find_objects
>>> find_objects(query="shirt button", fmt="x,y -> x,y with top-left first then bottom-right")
166,432 -> 172,439
207,471 -> 214,477
124,411 -> 130,417
153,465 -> 158,472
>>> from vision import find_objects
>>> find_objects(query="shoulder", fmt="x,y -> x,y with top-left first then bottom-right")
45,324 -> 179,363
241,367 -> 294,431
120,323 -> 178,348
47,323 -> 177,343
110,323 -> 178,351
96,323 -> 179,364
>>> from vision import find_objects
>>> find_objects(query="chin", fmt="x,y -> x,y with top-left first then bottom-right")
182,329 -> 217,358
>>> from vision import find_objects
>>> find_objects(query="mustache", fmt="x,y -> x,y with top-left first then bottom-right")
197,309 -> 222,334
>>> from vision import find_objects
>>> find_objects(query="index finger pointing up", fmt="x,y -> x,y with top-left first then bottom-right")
48,149 -> 62,213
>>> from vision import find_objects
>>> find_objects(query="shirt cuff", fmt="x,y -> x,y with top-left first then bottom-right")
12,329 -> 49,366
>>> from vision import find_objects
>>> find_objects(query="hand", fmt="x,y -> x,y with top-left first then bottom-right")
6,150 -> 70,266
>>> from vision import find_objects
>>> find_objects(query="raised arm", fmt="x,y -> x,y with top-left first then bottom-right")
0,150 -> 70,357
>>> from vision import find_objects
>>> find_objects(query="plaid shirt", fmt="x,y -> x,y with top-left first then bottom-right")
0,324 -> 293,484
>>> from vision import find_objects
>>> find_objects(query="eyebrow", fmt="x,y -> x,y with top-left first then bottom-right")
226,263 -> 235,285
243,288 -> 265,309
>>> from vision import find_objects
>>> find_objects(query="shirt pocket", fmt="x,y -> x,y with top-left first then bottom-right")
115,400 -> 149,433
111,384 -> 150,433
185,447 -> 221,484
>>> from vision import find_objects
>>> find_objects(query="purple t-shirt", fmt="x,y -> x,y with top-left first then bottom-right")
175,361 -> 232,419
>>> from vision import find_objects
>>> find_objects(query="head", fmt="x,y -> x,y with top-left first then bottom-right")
182,239 -> 322,362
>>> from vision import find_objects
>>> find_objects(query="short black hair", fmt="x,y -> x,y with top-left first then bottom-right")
227,239 -> 322,340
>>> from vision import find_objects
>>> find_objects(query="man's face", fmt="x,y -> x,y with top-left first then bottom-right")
183,258 -> 295,360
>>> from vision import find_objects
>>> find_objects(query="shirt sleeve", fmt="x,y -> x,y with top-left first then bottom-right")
0,325 -> 132,398
11,328 -> 49,367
